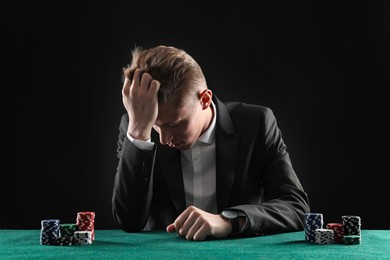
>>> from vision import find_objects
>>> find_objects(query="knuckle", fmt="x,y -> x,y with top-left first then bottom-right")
129,87 -> 137,97
134,69 -> 145,81
188,205 -> 196,211
135,68 -> 143,74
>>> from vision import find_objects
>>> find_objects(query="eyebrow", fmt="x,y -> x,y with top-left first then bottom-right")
155,118 -> 182,127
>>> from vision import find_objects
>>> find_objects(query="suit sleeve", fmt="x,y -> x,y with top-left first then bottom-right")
229,108 -> 310,236
112,114 -> 156,232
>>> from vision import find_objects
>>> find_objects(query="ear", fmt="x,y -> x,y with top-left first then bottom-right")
199,89 -> 213,110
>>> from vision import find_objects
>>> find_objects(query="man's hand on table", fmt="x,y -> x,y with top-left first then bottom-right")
166,206 -> 232,241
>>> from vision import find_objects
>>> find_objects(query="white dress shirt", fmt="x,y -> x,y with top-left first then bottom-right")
127,102 -> 217,213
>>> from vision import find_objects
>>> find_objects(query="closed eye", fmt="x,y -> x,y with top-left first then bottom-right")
168,121 -> 181,127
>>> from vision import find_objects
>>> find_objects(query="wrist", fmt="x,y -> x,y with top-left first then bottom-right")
221,210 -> 239,236
127,128 -> 151,141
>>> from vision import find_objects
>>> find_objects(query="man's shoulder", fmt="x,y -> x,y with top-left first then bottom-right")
217,100 -> 277,134
218,100 -> 278,131
223,101 -> 272,119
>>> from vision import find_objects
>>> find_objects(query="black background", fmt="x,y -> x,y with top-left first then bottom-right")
2,0 -> 389,230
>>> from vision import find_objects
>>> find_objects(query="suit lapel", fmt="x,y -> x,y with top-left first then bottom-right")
214,97 -> 240,212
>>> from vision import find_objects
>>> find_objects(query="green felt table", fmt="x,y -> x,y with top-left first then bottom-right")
0,229 -> 389,259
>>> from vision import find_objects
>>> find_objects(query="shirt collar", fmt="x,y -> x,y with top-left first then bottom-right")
197,101 -> 216,144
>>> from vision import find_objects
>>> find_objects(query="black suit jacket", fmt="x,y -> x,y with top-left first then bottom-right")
112,95 -> 310,237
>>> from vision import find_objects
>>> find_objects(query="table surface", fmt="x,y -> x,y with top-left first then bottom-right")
0,229 -> 389,259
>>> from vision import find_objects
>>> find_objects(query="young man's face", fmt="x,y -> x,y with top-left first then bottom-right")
153,91 -> 212,150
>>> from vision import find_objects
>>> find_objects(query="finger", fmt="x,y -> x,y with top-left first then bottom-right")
149,79 -> 161,95
166,224 -> 176,233
140,72 -> 153,91
122,77 -> 131,96
173,207 -> 192,232
179,211 -> 198,238
131,68 -> 144,90
185,218 -> 203,241
193,224 -> 209,241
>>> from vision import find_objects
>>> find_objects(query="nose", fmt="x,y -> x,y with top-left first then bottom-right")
159,129 -> 173,146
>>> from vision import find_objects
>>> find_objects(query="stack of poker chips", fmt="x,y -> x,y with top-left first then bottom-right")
40,211 -> 95,246
74,230 -> 93,245
314,229 -> 334,244
342,215 -> 362,245
326,223 -> 344,243
60,223 -> 78,237
303,213 -> 362,245
56,223 -> 79,246
55,235 -> 74,246
76,211 -> 95,241
40,219 -> 61,245
304,213 -> 324,243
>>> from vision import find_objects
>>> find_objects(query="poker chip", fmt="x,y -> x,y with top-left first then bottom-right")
40,211 -> 95,246
304,213 -> 323,243
74,231 -> 93,245
40,219 -> 61,245
314,229 -> 334,244
326,223 -> 344,243
60,223 -> 78,238
343,235 -> 362,245
342,215 -> 361,236
55,236 -> 75,246
76,211 -> 96,241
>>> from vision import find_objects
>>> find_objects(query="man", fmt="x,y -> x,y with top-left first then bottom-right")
112,45 -> 310,241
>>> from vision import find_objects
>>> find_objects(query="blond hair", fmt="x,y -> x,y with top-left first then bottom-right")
123,45 -> 207,107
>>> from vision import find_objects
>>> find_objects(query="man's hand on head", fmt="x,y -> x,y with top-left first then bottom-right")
122,68 -> 160,141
